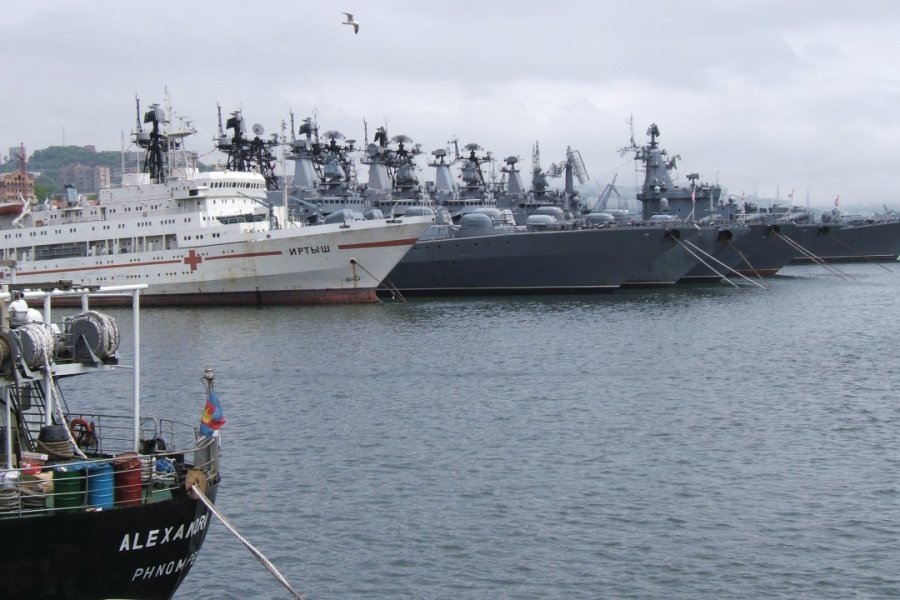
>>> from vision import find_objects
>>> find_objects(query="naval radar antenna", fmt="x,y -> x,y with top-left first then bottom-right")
215,103 -> 231,152
543,145 -> 590,211
215,107 -> 280,189
222,109 -> 248,171
647,122 -> 661,147
617,114 -> 639,158
139,102 -> 167,182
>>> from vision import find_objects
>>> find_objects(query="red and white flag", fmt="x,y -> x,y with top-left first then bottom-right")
834,195 -> 840,207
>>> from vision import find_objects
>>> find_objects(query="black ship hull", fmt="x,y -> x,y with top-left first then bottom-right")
0,481 -> 218,600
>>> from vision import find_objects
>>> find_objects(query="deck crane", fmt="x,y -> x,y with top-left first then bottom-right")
544,146 -> 590,211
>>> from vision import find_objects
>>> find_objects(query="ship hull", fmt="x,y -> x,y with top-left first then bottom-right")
2,218 -> 432,306
681,222 -> 811,279
677,225 -> 752,283
729,223 -> 847,276
621,225 -> 719,288
380,226 -> 689,296
789,220 -> 900,263
0,481 -> 218,600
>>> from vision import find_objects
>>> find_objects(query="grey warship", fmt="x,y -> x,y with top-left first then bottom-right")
282,114 -> 368,217
381,143 -> 706,296
360,126 -> 431,215
381,212 -> 709,296
501,140 -> 730,287
788,204 -> 900,264
215,107 -> 373,220
630,123 -> 819,280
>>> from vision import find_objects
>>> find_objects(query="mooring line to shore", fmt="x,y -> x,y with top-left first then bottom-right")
351,258 -> 408,302
724,241 -> 768,289
827,235 -> 893,273
192,485 -> 305,600
378,276 -> 408,302
675,239 -> 737,288
773,232 -> 854,281
680,239 -> 768,290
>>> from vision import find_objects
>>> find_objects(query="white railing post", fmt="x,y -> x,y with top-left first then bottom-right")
132,288 -> 141,452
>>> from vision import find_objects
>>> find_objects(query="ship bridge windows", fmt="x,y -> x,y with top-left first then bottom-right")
216,213 -> 265,225
35,241 -> 88,260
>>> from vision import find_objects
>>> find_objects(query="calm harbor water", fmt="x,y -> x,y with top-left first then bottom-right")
70,262 -> 900,599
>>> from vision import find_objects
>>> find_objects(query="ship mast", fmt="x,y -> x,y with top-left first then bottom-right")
133,99 -> 167,183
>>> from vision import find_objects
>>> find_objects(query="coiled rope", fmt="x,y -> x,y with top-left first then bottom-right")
16,323 -> 56,369
44,359 -> 88,460
70,310 -> 120,359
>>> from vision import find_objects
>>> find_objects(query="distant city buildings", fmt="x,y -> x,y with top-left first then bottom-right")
6,146 -> 25,165
0,163 -> 35,202
60,164 -> 111,195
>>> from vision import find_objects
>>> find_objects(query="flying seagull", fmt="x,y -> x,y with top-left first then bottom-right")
342,12 -> 359,34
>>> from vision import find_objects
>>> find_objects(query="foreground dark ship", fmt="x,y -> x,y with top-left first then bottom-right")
0,284 -> 220,600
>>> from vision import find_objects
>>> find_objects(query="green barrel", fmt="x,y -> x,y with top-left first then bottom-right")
53,464 -> 86,509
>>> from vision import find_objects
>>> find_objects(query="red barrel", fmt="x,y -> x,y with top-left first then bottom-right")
113,452 -> 143,507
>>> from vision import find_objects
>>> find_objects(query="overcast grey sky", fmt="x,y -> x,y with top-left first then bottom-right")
3,0 -> 899,209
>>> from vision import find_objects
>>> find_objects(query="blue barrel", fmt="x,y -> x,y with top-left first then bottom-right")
53,464 -> 86,509
86,462 -> 114,509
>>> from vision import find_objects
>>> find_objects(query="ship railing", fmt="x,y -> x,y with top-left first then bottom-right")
61,413 -> 203,456
0,417 -> 219,519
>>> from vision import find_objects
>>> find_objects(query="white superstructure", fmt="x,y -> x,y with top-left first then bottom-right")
0,104 -> 432,306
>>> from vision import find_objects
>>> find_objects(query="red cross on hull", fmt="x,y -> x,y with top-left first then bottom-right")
183,250 -> 203,271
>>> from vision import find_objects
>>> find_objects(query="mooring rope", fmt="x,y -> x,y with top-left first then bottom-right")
674,238 -> 737,288
191,484 -> 305,600
680,238 -> 768,290
379,276 -> 408,302
683,239 -> 760,289
722,240 -> 768,289
827,234 -> 893,272
350,258 -> 408,302
773,232 -> 854,281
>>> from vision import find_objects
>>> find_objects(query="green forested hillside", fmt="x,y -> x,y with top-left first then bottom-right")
1,146 -> 122,175
2,145 -> 211,198
1,146 -> 121,197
